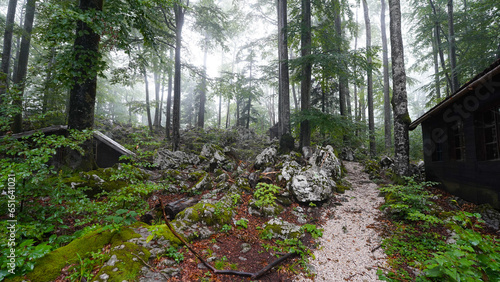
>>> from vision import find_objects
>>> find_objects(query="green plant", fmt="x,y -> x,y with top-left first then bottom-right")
379,177 -> 440,224
235,218 -> 249,229
214,256 -> 228,270
68,251 -> 107,282
0,238 -> 52,280
421,212 -> 500,281
103,209 -> 138,232
165,246 -> 185,264
254,183 -> 280,208
300,224 -> 323,239
220,224 -> 232,233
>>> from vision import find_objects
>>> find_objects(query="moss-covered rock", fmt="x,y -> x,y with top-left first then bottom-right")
260,219 -> 302,240
94,242 -> 151,282
6,225 -> 142,282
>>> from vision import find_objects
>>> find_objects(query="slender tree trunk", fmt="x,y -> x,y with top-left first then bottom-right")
172,1 -> 186,151
429,0 -> 452,95
225,98 -> 230,128
42,48 -> 56,114
12,0 -> 26,85
218,52 -> 223,128
166,49 -> 173,139
0,0 -> 18,102
335,0 -> 347,117
198,41 -> 208,128
389,0 -> 410,176
153,71 -> 160,130
290,49 -> 299,110
12,0 -> 36,133
447,0 -> 459,92
381,0 -> 392,151
143,69 -> 153,133
432,26 -> 441,100
159,74 -> 164,127
277,0 -> 291,137
246,59 -> 253,129
363,0 -> 376,157
299,0 -> 312,149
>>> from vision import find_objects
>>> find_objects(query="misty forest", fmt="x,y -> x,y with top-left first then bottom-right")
1,0 -> 500,280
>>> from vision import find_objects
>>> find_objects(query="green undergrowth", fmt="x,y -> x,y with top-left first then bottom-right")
378,177 -> 500,281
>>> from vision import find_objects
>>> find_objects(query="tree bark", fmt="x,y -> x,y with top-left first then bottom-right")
0,0 -> 18,102
198,43 -> 208,129
389,0 -> 410,176
172,1 -> 187,151
67,0 -> 103,170
363,0 -> 376,157
12,0 -> 36,133
432,26 -> 441,100
166,49 -> 173,139
335,0 -> 347,117
381,0 -> 392,151
299,0 -> 312,150
277,0 -> 291,137
159,74 -> 165,127
429,0 -> 452,96
143,68 -> 153,133
447,0 -> 459,93
153,71 -> 161,130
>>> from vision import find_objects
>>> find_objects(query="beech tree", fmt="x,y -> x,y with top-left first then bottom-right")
0,0 -> 18,108
277,0 -> 291,137
389,0 -> 410,176
381,0 -> 392,150
362,0 -> 375,157
299,0 -> 312,149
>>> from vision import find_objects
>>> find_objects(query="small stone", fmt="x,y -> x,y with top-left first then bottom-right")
105,255 -> 118,267
197,263 -> 208,269
240,243 -> 252,253
113,268 -> 119,272
99,273 -> 109,280
238,256 -> 247,261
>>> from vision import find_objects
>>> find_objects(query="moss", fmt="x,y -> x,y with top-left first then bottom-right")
261,222 -> 301,240
94,242 -> 151,282
8,226 -> 143,282
149,224 -> 184,246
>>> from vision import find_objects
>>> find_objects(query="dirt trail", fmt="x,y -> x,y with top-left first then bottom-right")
299,161 -> 387,281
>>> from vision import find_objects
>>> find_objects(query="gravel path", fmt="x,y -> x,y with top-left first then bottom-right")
299,161 -> 387,281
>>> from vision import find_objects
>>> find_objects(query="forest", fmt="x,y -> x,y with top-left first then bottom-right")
0,0 -> 499,280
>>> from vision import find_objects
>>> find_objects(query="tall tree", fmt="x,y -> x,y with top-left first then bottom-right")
143,67 -> 153,133
0,0 -> 18,105
12,0 -> 36,133
197,40 -> 208,128
67,0 -> 104,170
166,49 -> 173,139
277,0 -> 291,137
447,0 -> 459,92
381,0 -> 392,151
172,1 -> 187,151
389,0 -> 410,176
299,0 -> 312,150
362,0 -> 376,157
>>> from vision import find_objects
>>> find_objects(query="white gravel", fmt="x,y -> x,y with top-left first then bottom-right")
298,161 -> 387,281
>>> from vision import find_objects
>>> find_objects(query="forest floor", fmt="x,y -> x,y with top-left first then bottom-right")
296,161 -> 387,281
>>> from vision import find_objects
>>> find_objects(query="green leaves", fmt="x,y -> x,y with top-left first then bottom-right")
253,183 -> 281,208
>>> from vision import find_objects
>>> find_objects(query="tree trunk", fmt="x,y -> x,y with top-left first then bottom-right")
144,68 -> 153,133
363,0 -> 376,157
429,0 -> 452,96
159,74 -> 164,127
172,1 -> 186,151
153,71 -> 161,130
0,0 -> 18,102
166,49 -> 173,139
447,0 -> 459,93
277,0 -> 290,136
335,0 -> 347,117
381,0 -> 392,151
432,26 -> 441,100
389,0 -> 410,176
12,0 -> 36,133
246,60 -> 252,129
198,42 -> 208,128
67,0 -> 103,171
299,0 -> 312,150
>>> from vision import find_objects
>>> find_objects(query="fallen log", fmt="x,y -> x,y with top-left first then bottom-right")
159,199 -> 296,279
164,197 -> 199,218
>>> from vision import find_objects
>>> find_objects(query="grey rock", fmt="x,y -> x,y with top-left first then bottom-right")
240,243 -> 252,253
379,156 -> 394,169
290,168 -> 335,203
154,149 -> 200,169
105,255 -> 119,267
255,146 -> 277,169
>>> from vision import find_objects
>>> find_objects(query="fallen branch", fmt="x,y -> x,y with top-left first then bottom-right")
159,199 -> 296,279
132,253 -> 171,280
